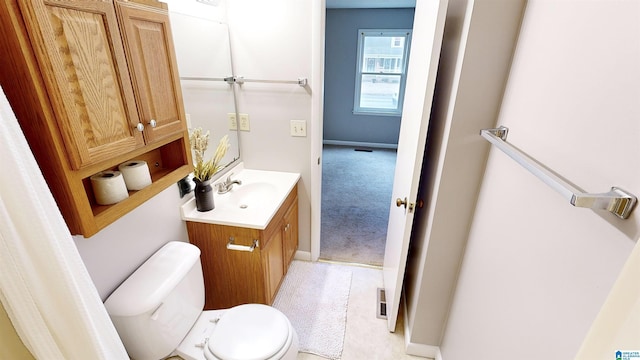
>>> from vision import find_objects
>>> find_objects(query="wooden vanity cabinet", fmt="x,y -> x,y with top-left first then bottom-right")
186,184 -> 299,310
0,0 -> 192,237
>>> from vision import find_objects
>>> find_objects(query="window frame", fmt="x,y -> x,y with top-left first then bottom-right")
353,29 -> 412,117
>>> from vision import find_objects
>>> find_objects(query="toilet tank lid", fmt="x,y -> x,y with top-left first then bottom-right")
104,241 -> 201,317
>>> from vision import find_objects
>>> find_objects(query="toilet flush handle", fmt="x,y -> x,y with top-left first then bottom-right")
150,303 -> 164,321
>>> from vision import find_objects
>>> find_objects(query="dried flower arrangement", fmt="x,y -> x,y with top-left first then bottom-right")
189,128 -> 230,181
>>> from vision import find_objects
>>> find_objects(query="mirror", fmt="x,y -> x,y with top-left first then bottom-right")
169,12 -> 240,171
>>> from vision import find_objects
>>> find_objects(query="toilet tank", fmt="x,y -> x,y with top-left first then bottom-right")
104,241 -> 205,360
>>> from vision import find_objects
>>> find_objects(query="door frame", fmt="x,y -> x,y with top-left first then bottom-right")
310,0 -> 448,335
310,0 -> 439,263
310,0 -> 324,262
309,0 -> 447,267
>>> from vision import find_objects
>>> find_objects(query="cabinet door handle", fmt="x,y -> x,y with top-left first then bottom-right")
136,123 -> 144,132
149,119 -> 157,128
226,237 -> 258,252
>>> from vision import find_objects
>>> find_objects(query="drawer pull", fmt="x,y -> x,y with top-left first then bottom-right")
227,237 -> 258,252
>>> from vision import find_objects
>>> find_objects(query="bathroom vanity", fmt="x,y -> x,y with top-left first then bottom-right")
181,168 -> 300,309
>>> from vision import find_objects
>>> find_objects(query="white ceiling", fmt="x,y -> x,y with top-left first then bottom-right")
326,0 -> 416,9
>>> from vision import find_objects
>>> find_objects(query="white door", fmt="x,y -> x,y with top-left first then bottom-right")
383,0 -> 449,332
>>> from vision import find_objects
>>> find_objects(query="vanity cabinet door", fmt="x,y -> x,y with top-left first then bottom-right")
115,1 -> 187,144
282,197 -> 299,272
186,222 -> 266,310
19,0 -> 144,170
261,231 -> 284,304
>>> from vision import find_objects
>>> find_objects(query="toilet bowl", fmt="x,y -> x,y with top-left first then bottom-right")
104,241 -> 298,360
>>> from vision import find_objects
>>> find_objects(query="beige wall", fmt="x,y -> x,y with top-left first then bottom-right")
227,0 -> 313,252
575,240 -> 640,358
439,1 -> 640,359
0,302 -> 34,360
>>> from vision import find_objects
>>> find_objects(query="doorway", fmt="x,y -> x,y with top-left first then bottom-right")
319,6 -> 414,265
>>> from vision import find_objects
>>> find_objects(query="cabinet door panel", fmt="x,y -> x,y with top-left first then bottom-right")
187,222 -> 265,310
262,231 -> 284,304
25,0 -> 144,169
283,199 -> 298,270
116,2 -> 186,143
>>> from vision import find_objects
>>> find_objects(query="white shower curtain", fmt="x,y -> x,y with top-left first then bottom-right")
0,87 -> 129,359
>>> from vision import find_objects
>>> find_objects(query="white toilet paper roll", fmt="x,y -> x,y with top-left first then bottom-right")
90,171 -> 129,205
118,160 -> 152,191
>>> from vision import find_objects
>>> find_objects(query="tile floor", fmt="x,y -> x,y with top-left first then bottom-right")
168,261 -> 425,360
297,261 -> 426,360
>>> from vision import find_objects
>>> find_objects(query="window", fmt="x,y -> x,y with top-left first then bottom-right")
354,29 -> 411,116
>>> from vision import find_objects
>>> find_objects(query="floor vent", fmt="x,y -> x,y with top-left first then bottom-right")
376,287 -> 387,319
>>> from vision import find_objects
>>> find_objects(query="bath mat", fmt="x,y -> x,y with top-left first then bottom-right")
273,260 -> 352,360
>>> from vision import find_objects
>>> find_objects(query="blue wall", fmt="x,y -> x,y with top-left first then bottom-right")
324,8 -> 415,146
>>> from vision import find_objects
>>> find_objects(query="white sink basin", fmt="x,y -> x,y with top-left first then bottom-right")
180,166 -> 300,229
226,182 -> 279,209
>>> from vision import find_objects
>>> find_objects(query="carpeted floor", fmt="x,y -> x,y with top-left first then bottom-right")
320,145 -> 397,266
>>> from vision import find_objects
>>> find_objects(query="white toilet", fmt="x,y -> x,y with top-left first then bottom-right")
104,241 -> 299,360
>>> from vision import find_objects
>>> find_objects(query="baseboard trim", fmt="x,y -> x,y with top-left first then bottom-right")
405,342 -> 441,359
323,139 -> 398,150
403,302 -> 441,359
294,250 -> 311,261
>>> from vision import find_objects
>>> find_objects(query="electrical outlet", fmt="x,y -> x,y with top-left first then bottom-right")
239,113 -> 250,131
290,120 -> 307,137
227,113 -> 237,130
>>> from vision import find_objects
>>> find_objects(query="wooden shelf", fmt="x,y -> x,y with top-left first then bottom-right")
81,137 -> 192,232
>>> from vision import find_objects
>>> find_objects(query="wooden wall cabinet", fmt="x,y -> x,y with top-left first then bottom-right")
186,184 -> 299,310
115,1 -> 186,144
0,0 -> 192,237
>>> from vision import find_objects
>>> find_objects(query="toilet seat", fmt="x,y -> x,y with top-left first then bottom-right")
204,304 -> 294,360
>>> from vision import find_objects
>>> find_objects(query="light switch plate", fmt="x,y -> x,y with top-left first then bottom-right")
227,113 -> 237,130
239,113 -> 250,131
290,120 -> 307,137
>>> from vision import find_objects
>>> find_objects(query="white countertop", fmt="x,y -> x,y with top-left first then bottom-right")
181,165 -> 300,229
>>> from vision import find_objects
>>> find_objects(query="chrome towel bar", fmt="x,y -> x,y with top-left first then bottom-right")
234,76 -> 307,87
480,126 -> 637,219
179,76 -> 235,84
179,76 -> 307,86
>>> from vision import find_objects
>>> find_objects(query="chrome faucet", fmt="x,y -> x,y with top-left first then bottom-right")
216,173 -> 242,194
